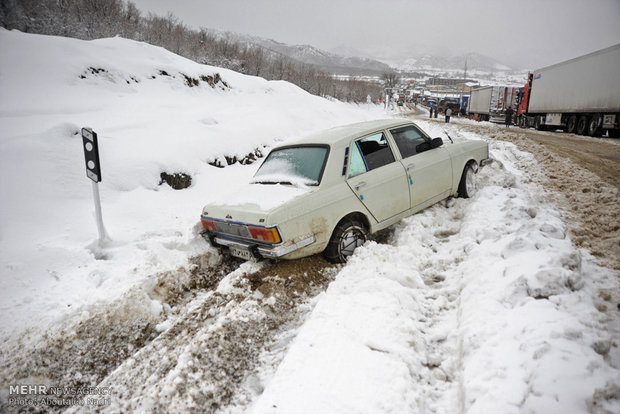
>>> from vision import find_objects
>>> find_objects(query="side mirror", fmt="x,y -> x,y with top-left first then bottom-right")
415,142 -> 431,153
430,137 -> 443,148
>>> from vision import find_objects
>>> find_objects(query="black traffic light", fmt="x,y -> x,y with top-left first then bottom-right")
81,127 -> 101,182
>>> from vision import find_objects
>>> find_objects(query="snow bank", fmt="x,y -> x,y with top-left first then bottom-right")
0,29 -> 385,337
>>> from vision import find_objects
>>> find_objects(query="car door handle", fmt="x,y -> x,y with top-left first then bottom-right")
406,164 -> 414,171
354,181 -> 367,191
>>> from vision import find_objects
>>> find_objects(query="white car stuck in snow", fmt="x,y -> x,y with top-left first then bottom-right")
200,118 -> 490,263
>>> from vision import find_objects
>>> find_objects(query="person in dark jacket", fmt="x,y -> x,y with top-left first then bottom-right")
505,106 -> 515,127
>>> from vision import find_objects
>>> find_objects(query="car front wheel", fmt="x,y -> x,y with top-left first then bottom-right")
458,164 -> 476,198
324,218 -> 368,264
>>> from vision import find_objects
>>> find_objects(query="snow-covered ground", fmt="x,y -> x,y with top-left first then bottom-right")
1,30 -> 618,413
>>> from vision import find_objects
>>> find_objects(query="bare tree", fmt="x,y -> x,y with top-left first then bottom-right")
244,46 -> 265,77
381,72 -> 400,89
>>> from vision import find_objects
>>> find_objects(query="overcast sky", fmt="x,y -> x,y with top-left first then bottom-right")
131,0 -> 620,69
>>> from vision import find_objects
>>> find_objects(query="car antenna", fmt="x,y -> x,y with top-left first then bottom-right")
443,130 -> 454,143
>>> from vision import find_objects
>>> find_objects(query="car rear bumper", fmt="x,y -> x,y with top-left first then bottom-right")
202,232 -> 316,260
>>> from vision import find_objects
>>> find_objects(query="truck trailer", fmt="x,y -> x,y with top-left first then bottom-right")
468,85 -> 520,123
517,43 -> 620,137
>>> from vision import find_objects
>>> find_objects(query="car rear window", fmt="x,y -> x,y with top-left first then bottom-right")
253,146 -> 328,186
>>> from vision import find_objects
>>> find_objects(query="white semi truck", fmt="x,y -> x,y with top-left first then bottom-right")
517,43 -> 620,137
468,85 -> 520,123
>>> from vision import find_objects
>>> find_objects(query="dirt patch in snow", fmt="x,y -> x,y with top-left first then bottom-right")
248,255 -> 338,299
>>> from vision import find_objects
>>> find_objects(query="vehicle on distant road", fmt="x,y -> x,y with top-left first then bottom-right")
517,43 -> 620,137
438,99 -> 461,115
468,86 -> 521,122
200,119 -> 490,263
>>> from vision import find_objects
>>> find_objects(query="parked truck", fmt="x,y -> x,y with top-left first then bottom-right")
517,43 -> 620,137
459,95 -> 469,115
468,85 -> 520,123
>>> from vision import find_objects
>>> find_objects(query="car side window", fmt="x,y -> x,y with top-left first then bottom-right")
348,142 -> 367,178
390,125 -> 429,158
356,132 -> 395,171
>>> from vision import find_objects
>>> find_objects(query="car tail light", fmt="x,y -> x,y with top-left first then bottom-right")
201,217 -> 216,231
248,225 -> 281,243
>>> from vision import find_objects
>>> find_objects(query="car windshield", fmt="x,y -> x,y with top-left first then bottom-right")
253,146 -> 328,186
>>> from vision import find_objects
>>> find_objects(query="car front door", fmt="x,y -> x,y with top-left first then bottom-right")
346,131 -> 409,222
389,125 -> 452,209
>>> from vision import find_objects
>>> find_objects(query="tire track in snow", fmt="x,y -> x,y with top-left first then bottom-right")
392,195 -> 480,414
412,210 -> 465,414
397,139 -> 574,413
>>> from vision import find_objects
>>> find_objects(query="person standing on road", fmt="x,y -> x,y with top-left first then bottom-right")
429,105 -> 433,118
445,107 -> 452,123
505,106 -> 515,128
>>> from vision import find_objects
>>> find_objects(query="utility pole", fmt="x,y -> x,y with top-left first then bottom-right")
460,56 -> 469,111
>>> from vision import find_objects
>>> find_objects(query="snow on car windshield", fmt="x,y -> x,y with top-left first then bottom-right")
253,146 -> 328,186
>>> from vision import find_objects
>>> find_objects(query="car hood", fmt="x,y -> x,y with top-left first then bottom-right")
202,183 -> 314,225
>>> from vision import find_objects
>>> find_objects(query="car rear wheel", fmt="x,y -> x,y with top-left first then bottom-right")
324,218 -> 368,264
458,164 -> 476,199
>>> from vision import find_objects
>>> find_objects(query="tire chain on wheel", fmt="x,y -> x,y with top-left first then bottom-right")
323,219 -> 368,264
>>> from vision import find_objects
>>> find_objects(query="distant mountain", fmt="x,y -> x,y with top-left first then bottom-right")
383,52 -> 516,73
207,29 -> 519,77
328,45 -> 376,60
208,30 -> 393,76
261,40 -> 393,75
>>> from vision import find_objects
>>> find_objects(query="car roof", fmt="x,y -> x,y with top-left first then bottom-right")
290,118 -> 414,147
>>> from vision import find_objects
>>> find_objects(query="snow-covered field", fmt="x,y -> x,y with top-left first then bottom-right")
1,30 -> 619,413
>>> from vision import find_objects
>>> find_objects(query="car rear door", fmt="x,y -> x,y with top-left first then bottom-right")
346,131 -> 409,222
389,125 -> 452,209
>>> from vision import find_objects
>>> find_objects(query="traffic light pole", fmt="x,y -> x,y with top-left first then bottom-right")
91,181 -> 108,243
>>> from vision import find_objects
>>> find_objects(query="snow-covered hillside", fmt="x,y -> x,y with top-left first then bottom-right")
0,29 -> 384,338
